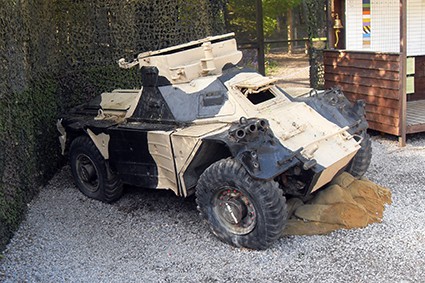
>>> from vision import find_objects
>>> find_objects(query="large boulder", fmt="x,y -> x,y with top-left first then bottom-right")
283,172 -> 392,236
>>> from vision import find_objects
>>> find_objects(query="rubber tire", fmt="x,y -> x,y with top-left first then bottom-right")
346,133 -> 372,178
196,158 -> 287,250
70,136 -> 123,203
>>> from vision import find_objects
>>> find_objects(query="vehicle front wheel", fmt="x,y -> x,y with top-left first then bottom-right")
196,159 -> 287,250
70,136 -> 123,202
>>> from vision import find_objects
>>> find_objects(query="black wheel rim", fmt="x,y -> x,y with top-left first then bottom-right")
213,186 -> 256,235
75,153 -> 100,193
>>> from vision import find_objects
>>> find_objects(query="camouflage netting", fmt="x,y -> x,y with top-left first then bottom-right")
303,0 -> 327,89
0,0 -> 227,251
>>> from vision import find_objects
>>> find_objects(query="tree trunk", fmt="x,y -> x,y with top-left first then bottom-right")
287,9 -> 293,54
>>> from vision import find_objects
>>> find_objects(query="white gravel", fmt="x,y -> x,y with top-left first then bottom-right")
1,134 -> 425,282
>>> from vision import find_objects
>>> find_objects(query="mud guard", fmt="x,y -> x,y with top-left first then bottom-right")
58,116 -> 118,156
296,87 -> 368,135
203,117 -> 323,181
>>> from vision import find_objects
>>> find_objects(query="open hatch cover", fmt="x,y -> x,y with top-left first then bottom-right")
234,76 -> 278,95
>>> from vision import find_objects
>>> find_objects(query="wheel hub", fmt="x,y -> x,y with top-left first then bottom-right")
80,164 -> 96,182
75,154 -> 99,193
213,187 -> 256,235
221,198 -> 247,225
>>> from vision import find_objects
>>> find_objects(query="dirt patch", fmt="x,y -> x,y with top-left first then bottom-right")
283,172 -> 392,236
266,52 -> 310,89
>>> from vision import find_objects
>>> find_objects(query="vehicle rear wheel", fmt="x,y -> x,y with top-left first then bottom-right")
346,132 -> 372,178
70,136 -> 123,202
196,158 -> 287,250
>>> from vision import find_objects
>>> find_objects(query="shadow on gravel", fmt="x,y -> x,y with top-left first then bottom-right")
114,185 -> 198,218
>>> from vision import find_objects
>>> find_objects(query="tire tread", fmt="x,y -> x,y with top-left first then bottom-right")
196,158 -> 287,250
70,136 -> 123,203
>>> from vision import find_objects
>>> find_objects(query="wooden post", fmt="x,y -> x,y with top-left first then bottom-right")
256,0 -> 265,75
399,0 -> 407,146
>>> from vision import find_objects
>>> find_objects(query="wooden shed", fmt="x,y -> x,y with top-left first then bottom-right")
324,0 -> 424,145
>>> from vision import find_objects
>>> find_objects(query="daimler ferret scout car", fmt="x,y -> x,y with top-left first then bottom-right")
57,33 -> 371,250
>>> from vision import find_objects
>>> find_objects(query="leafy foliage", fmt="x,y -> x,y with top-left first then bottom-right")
263,0 -> 302,19
226,0 -> 302,40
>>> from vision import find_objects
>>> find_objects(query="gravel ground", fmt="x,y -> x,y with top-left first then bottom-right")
1,134 -> 425,282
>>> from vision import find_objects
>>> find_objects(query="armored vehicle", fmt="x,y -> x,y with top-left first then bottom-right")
57,33 -> 371,250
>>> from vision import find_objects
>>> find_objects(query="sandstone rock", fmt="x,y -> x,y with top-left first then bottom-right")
309,184 -> 356,205
294,203 -> 369,227
286,198 -> 304,219
330,172 -> 356,188
283,172 -> 392,236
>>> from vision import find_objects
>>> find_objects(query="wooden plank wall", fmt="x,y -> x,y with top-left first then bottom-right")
323,50 -> 402,135
413,56 -> 425,101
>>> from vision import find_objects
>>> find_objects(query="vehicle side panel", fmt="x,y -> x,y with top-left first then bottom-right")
108,128 -> 159,188
147,131 -> 179,195
171,123 -> 229,196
